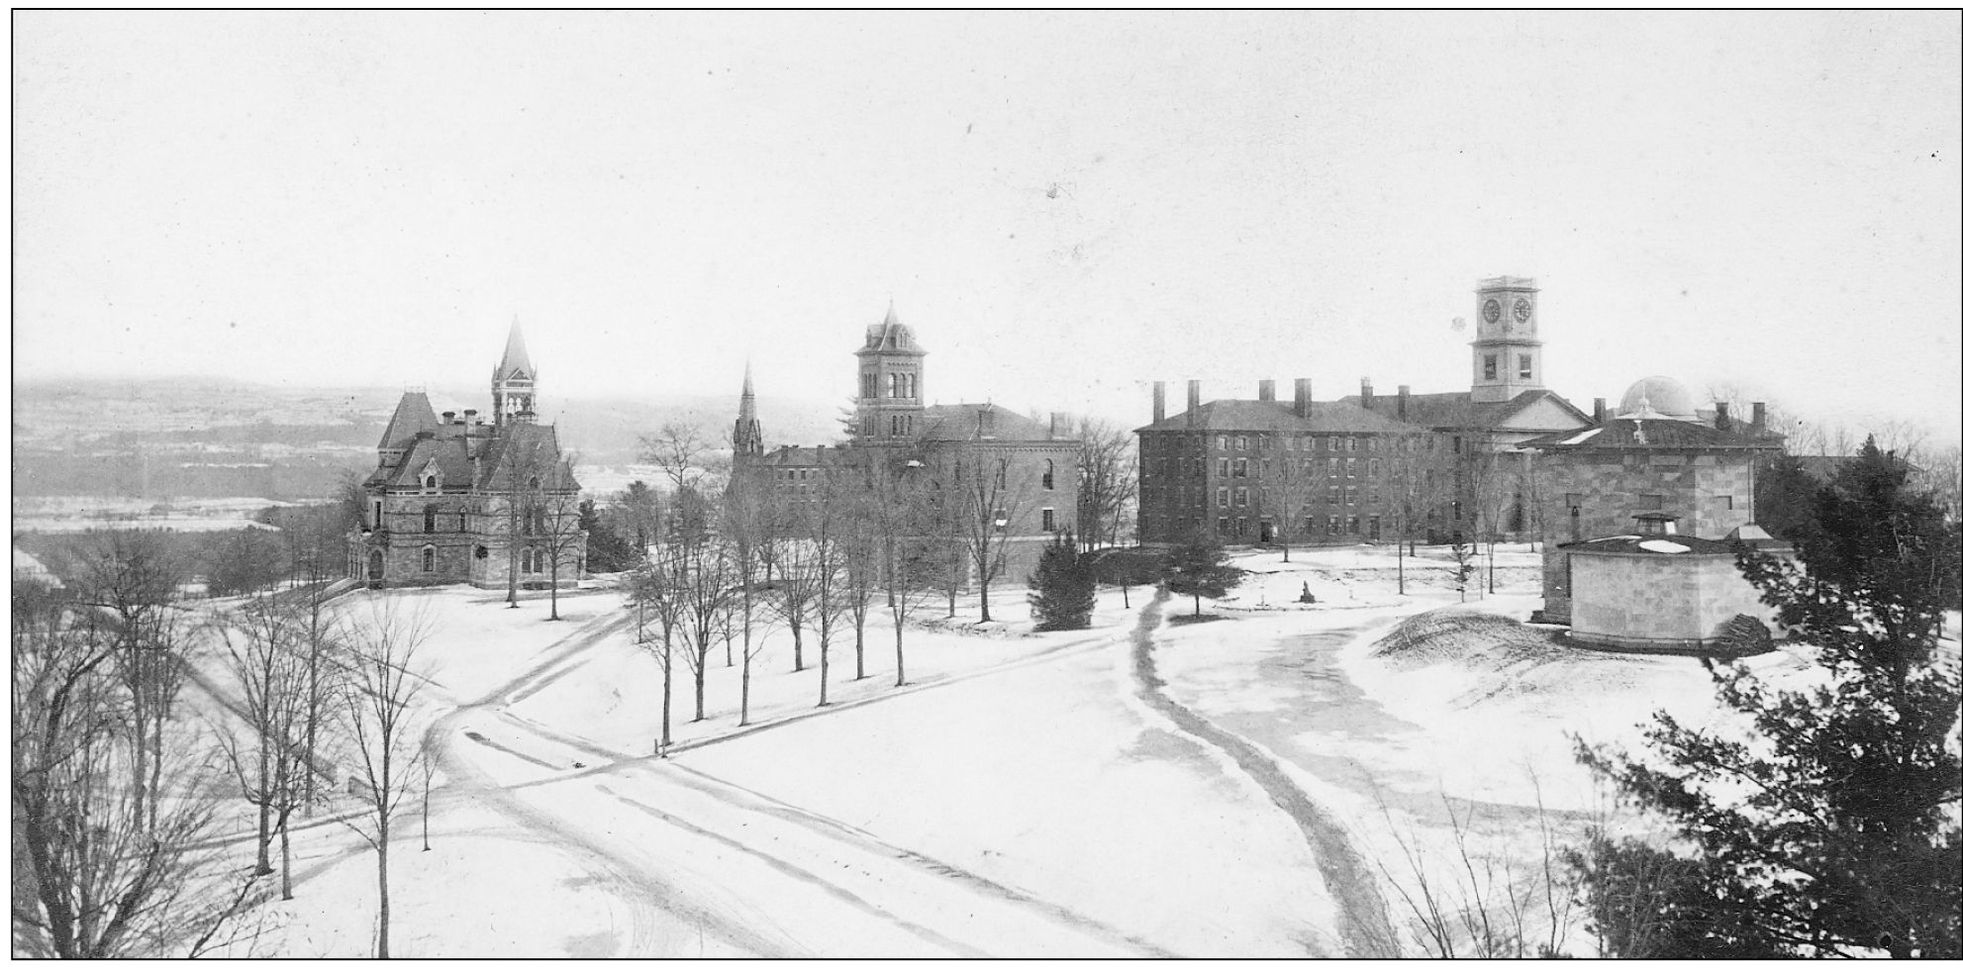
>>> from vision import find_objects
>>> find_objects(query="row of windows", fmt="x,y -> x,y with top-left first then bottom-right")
860,371 -> 918,400
1141,433 -> 1458,457
1482,353 -> 1534,382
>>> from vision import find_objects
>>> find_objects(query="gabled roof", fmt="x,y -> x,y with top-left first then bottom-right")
920,403 -> 1061,442
376,422 -> 579,492
475,422 -> 578,491
495,320 -> 535,381
753,444 -> 845,468
1335,389 -> 1590,433
1134,398 -> 1423,435
1523,416 -> 1783,453
377,392 -> 441,450
857,303 -> 925,355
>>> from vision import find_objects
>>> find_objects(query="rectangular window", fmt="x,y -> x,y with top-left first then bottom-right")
1639,494 -> 1665,510
1519,354 -> 1533,380
1218,517 -> 1231,536
1217,436 -> 1227,450
1235,487 -> 1248,507
1719,495 -> 1734,510
1347,438 -> 1358,452
1327,515 -> 1339,534
1041,508 -> 1056,532
1346,458 -> 1357,478
1236,436 -> 1248,451
1369,459 -> 1381,477
1483,354 -> 1498,380
1218,487 -> 1229,508
1452,436 -> 1462,454
1218,458 -> 1229,477
1233,458 -> 1247,478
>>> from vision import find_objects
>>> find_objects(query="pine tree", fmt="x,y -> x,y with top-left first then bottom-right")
1572,437 -> 1962,958
1027,531 -> 1096,631
1160,531 -> 1244,619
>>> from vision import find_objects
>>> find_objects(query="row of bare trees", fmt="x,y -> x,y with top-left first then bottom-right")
623,422 -> 1043,751
14,528 -> 436,958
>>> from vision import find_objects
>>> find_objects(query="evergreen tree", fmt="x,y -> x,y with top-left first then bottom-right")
1572,437 -> 1962,958
1027,531 -> 1096,631
1160,531 -> 1244,618
579,498 -> 636,572
1754,451 -> 1821,542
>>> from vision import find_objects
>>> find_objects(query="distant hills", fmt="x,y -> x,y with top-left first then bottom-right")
11,376 -> 843,502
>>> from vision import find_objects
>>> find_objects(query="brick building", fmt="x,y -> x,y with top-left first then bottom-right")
348,323 -> 585,589
1135,378 -> 1434,546
732,305 -> 1079,580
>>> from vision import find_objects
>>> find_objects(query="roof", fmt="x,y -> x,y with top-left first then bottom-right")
377,392 -> 440,450
1559,533 -> 1739,555
1334,388 -> 1591,432
752,444 -> 846,468
920,403 -> 1064,442
1523,416 -> 1783,453
1135,398 -> 1423,435
372,421 -> 578,492
495,320 -> 535,381
857,303 -> 925,355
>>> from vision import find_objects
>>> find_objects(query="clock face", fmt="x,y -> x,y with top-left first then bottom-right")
1481,299 -> 1501,324
1513,298 -> 1533,322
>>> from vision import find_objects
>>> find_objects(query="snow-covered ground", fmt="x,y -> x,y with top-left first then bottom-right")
174,542 -> 1915,958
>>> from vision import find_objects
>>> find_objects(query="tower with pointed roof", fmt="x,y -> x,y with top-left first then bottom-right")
493,319 -> 537,425
854,303 -> 926,442
733,361 -> 764,461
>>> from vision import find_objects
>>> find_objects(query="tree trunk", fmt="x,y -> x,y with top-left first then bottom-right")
740,650 -> 752,726
692,650 -> 706,722
892,614 -> 907,687
853,613 -> 866,681
549,558 -> 560,620
790,622 -> 804,672
375,818 -> 391,958
1193,593 -> 1202,618
979,577 -> 992,623
659,632 -> 674,755
1397,536 -> 1406,595
279,811 -> 294,901
255,744 -> 274,875
818,636 -> 830,707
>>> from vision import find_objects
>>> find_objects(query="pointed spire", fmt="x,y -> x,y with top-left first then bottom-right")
733,361 -> 763,458
741,358 -> 756,404
497,316 -> 534,380
883,299 -> 899,329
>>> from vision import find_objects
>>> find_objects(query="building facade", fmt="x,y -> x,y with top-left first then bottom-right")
348,323 -> 586,589
1525,374 -> 1785,640
732,306 -> 1079,581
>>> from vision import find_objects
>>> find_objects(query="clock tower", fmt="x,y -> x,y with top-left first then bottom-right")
1469,276 -> 1544,403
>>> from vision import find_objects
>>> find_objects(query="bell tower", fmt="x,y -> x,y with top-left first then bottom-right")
853,302 -> 926,442
1469,276 -> 1545,403
492,318 -> 537,426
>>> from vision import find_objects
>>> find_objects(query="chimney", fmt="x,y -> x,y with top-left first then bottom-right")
1361,379 -> 1375,410
1714,402 -> 1731,432
1186,380 -> 1200,429
1592,397 -> 1608,425
1397,385 -> 1410,421
1049,412 -> 1061,439
464,408 -> 478,425
1294,378 -> 1311,419
1152,381 -> 1166,424
1751,402 -> 1766,432
1258,379 -> 1275,402
441,411 -> 456,424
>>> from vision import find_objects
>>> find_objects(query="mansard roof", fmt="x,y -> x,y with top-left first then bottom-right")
919,403 -> 1063,443
377,392 -> 441,450
857,303 -> 925,355
1135,398 -> 1421,435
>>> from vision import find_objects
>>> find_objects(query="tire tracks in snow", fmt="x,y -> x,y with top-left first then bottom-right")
1129,591 -> 1402,958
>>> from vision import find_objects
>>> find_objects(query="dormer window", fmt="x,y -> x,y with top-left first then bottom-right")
423,475 -> 437,490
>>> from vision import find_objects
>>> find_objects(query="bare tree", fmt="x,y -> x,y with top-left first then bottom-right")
948,452 -> 1035,623
12,579 -> 251,958
532,479 -> 587,622
722,472 -> 781,725
667,521 -> 736,723
70,530 -> 185,835
867,449 -> 939,687
212,597 -> 309,883
626,554 -> 682,753
1269,441 -> 1318,563
835,459 -> 883,682
1072,417 -> 1138,551
1925,443 -> 1961,524
338,600 -> 432,959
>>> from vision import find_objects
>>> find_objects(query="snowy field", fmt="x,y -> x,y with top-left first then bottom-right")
174,542 -> 1938,957
12,495 -> 292,533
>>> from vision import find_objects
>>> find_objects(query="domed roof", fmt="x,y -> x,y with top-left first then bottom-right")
1617,375 -> 1700,420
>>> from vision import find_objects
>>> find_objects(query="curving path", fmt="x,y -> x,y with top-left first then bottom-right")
1128,591 -> 1402,958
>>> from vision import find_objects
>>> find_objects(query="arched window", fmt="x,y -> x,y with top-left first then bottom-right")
424,475 -> 437,490
1042,460 -> 1055,490
423,505 -> 437,533
421,546 -> 435,572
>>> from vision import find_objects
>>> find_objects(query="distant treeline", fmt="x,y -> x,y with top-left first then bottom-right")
12,449 -> 367,500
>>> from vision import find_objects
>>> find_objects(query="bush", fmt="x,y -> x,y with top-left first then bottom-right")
1027,531 -> 1096,631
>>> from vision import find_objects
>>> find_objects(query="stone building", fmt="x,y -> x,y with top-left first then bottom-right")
1524,374 -> 1786,648
732,305 -> 1079,580
348,323 -> 585,589
1134,378 -> 1432,546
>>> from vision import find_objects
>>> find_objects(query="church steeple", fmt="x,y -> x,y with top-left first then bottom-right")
733,361 -> 763,460
492,318 -> 538,425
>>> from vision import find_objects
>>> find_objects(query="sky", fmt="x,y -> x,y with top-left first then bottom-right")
13,12 -> 1962,445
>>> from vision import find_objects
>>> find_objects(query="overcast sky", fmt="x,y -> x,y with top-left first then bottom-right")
14,12 -> 1961,444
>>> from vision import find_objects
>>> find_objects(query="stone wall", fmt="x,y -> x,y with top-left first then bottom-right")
1568,550 -> 1775,649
